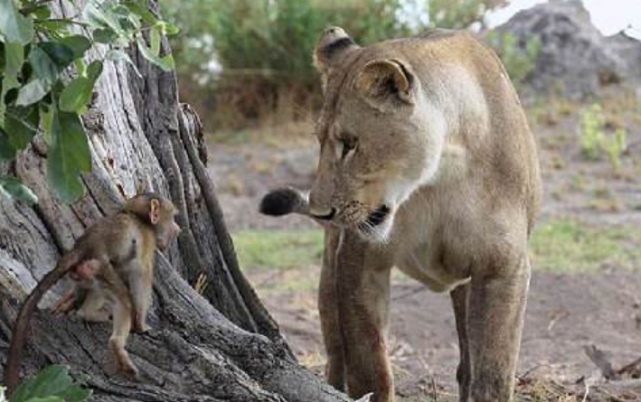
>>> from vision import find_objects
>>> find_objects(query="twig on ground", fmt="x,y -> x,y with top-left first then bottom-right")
584,344 -> 616,380
581,381 -> 590,402
617,356 -> 641,377
547,310 -> 570,333
431,376 -> 439,402
519,363 -> 551,380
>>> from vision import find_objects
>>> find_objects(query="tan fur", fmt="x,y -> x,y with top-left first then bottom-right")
308,27 -> 542,402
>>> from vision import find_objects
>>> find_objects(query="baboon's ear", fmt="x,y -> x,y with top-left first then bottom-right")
149,199 -> 161,225
354,59 -> 416,111
313,27 -> 359,87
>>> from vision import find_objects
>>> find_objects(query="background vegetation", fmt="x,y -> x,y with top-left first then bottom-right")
0,0 -> 177,203
160,0 -> 532,133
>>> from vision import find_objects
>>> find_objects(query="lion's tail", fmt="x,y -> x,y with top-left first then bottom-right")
259,187 -> 310,217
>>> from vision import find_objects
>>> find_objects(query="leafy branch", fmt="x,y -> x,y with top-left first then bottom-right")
0,0 -> 179,204
3,365 -> 92,402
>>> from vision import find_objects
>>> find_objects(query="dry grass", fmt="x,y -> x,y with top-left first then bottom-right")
516,379 -> 581,402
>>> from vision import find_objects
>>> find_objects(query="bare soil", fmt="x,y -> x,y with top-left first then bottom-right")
208,100 -> 641,401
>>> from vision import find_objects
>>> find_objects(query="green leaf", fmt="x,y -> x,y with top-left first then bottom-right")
119,15 -> 139,33
0,176 -> 38,205
28,5 -> 51,20
40,103 -> 53,143
33,20 -> 71,34
150,26 -> 161,55
105,48 -> 141,78
0,42 -> 24,125
0,0 -> 34,45
74,59 -> 87,76
0,126 -> 17,160
115,4 -> 142,32
86,60 -> 103,80
39,42 -> 75,70
83,1 -> 126,37
111,4 -> 131,17
15,78 -> 49,106
28,46 -> 59,84
3,43 -> 24,88
9,366 -> 70,402
59,61 -> 103,113
46,108 -> 92,203
7,365 -> 91,402
55,386 -> 92,402
123,1 -> 158,25
21,397 -> 63,402
137,37 -> 174,72
92,27 -> 118,44
156,21 -> 180,36
59,35 -> 92,60
5,105 -> 39,151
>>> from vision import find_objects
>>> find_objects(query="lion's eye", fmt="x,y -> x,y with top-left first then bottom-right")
338,137 -> 357,160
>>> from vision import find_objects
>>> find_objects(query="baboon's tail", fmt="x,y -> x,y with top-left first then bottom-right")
5,249 -> 82,396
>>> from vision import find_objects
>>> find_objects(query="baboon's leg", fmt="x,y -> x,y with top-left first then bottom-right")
319,229 -> 346,391
451,283 -> 471,402
77,288 -> 111,323
335,231 -> 394,402
109,296 -> 137,376
467,256 -> 530,402
101,264 -> 138,377
128,261 -> 153,333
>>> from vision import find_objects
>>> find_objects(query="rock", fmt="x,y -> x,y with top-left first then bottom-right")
497,0 -> 641,98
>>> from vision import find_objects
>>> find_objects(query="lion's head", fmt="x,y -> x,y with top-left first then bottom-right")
308,27 -> 447,242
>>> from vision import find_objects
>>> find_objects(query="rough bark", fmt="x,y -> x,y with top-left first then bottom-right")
0,1 -> 349,401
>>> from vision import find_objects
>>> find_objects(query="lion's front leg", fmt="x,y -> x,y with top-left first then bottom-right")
467,255 -> 531,402
334,230 -> 394,402
451,283 -> 471,402
319,228 -> 346,391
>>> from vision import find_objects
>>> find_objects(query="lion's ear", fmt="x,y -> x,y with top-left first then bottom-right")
354,59 -> 416,110
313,27 -> 359,89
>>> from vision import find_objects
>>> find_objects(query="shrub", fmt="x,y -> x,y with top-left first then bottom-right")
163,0 -> 408,83
162,0 -> 511,131
163,0 -> 412,129
580,104 -> 627,171
486,31 -> 540,90
428,0 -> 508,29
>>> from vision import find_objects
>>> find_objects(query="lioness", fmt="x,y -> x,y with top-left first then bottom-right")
261,27 -> 542,402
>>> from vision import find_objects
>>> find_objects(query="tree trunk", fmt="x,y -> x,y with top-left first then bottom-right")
0,2 -> 349,401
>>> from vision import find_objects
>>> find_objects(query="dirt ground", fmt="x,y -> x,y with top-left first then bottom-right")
208,98 -> 641,401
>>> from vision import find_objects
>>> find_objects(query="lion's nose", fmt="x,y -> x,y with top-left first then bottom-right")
310,207 -> 336,221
